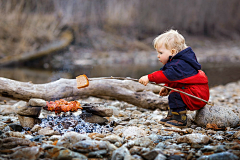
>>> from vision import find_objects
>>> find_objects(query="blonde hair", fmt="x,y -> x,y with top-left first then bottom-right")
153,29 -> 187,53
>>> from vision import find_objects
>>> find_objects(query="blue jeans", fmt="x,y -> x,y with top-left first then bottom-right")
168,92 -> 187,112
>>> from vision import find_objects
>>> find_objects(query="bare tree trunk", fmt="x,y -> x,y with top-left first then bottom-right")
0,77 -> 168,110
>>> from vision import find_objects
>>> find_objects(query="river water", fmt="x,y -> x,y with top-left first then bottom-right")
1,62 -> 240,88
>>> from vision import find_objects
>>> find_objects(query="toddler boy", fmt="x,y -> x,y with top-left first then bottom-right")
139,29 -> 209,128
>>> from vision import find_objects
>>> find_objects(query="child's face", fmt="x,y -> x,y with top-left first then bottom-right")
156,45 -> 173,65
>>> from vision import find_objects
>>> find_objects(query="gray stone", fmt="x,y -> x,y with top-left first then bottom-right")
108,106 -> 120,116
43,145 -> 87,160
13,100 -> 27,109
30,125 -> 42,132
83,114 -> 108,124
134,137 -> 154,148
38,127 -> 55,136
102,135 -> 123,143
9,146 -> 41,160
141,149 -> 164,160
88,150 -> 108,158
16,105 -> 42,117
233,130 -> 240,139
197,151 -> 238,160
17,115 -> 40,128
155,142 -> 166,150
28,98 -> 46,107
195,105 -> 240,128
8,124 -> 24,132
6,131 -> 25,138
154,153 -> 167,160
72,140 -> 109,153
122,126 -> 147,138
57,132 -> 91,149
177,133 -> 210,144
129,146 -> 143,155
84,106 -> 113,117
0,137 -> 31,149
112,146 -> 132,160
49,135 -> 62,142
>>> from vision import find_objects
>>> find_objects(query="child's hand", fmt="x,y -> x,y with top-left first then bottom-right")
159,87 -> 169,96
139,75 -> 149,86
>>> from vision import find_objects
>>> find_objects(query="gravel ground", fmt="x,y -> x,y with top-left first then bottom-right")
0,79 -> 240,159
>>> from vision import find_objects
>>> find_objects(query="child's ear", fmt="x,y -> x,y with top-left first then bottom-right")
171,49 -> 177,55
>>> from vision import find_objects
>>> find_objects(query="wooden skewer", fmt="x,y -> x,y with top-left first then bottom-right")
89,76 -> 213,106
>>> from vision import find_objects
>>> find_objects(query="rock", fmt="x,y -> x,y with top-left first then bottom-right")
122,126 -> 147,138
134,137 -> 154,148
57,131 -> 91,149
88,133 -> 105,139
9,146 -> 41,160
177,133 -> 210,144
49,135 -> 62,142
167,155 -> 182,160
30,125 -> 42,132
25,135 -> 34,140
132,110 -> 142,114
195,105 -> 239,128
108,106 -> 120,116
43,145 -> 88,160
151,115 -> 164,122
141,148 -> 164,160
233,130 -> 240,139
154,153 -> 167,160
72,140 -> 110,153
0,137 -> 31,149
6,131 -> 25,138
102,135 -> 123,143
13,101 -> 27,111
38,127 -> 55,136
30,135 -> 45,142
155,142 -> 166,150
17,115 -> 40,128
8,124 -> 24,132
112,146 -> 133,160
83,114 -> 108,124
129,146 -> 143,155
16,105 -> 42,117
83,106 -> 113,117
197,151 -> 239,160
88,150 -> 108,158
28,98 -> 46,107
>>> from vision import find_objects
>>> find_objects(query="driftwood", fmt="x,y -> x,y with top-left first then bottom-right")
0,77 -> 168,110
0,30 -> 73,66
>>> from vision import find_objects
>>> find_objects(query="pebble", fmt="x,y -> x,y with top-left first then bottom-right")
177,133 -> 210,144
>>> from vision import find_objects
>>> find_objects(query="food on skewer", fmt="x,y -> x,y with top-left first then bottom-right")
44,99 -> 82,114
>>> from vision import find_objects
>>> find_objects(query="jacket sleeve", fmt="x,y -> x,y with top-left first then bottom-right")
148,70 -> 171,84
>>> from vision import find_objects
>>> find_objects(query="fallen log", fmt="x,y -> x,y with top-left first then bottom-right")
0,77 -> 168,110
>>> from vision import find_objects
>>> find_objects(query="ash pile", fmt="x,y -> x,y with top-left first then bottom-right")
15,98 -> 114,135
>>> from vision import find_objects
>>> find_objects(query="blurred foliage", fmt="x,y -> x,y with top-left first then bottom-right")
0,0 -> 240,56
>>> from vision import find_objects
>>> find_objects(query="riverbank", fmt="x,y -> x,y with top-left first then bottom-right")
0,79 -> 240,159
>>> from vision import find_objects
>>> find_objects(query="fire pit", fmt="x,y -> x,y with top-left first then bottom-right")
25,99 -> 113,134
39,113 -> 109,135
17,98 -> 114,135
